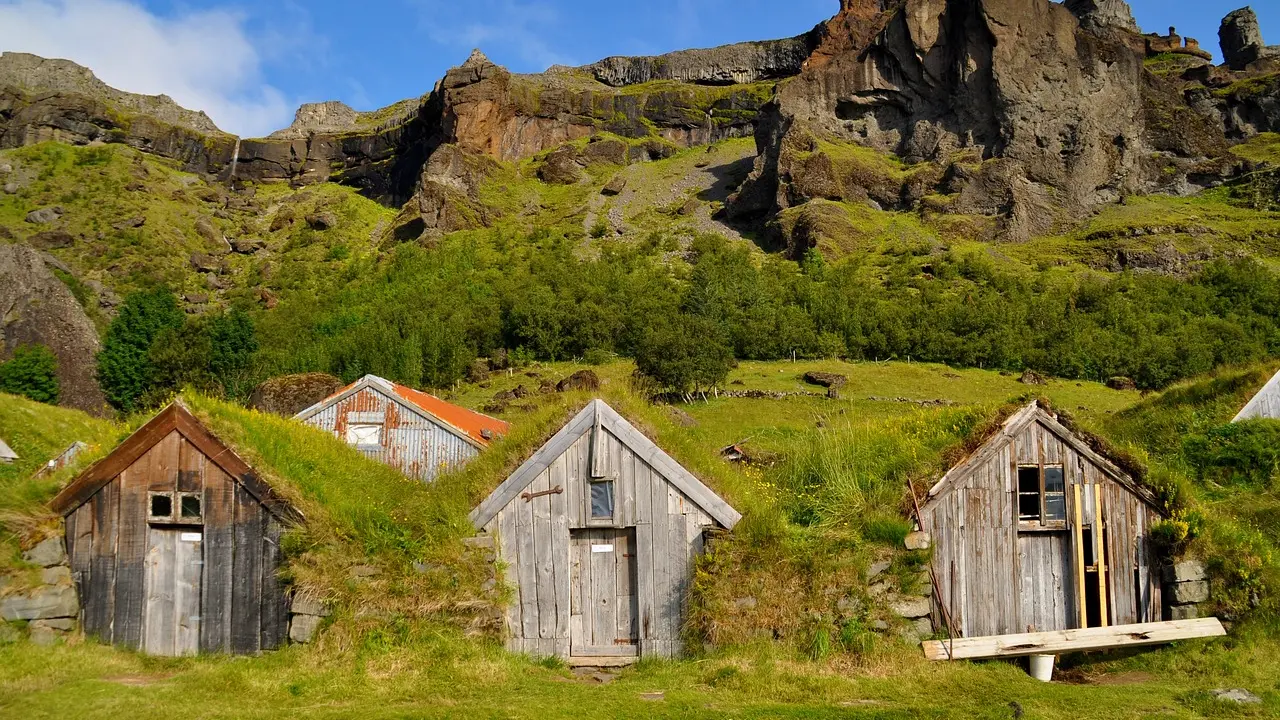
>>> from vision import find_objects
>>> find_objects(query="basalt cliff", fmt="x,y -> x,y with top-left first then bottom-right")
1,0 -> 1278,249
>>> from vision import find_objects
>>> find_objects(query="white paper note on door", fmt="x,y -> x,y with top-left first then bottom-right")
591,544 -> 614,553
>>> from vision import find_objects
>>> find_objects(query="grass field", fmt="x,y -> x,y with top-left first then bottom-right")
1,360 -> 1278,718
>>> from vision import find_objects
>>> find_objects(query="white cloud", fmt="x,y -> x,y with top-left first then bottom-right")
0,0 -> 292,137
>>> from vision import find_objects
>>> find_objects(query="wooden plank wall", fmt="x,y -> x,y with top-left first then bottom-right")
1235,371 -> 1280,421
484,426 -> 716,659
923,418 -> 1163,637
63,429 -> 290,655
302,386 -> 479,482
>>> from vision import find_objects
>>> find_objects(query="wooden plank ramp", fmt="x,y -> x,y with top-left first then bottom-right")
922,618 -> 1226,661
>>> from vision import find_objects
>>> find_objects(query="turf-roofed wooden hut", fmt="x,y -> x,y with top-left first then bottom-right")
50,402 -> 301,657
919,401 -> 1167,639
296,374 -> 508,483
1234,369 -> 1280,421
470,400 -> 741,662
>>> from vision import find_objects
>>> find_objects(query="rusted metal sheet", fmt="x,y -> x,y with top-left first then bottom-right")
303,384 -> 480,483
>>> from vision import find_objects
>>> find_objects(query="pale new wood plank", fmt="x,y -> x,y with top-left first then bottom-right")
591,529 -> 618,649
923,618 -> 1227,661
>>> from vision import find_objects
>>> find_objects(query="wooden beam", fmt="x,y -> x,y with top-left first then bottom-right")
921,618 -> 1226,661
1096,486 -> 1108,628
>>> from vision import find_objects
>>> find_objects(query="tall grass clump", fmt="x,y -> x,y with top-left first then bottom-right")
776,407 -> 983,532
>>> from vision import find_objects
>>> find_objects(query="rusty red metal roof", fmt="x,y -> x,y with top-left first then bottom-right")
325,376 -> 508,447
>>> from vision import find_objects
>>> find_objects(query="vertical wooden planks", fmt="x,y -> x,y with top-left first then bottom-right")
531,467 -> 556,642
114,458 -> 149,651
201,465 -> 235,653
516,467 -> 539,643
549,454 -> 570,655
649,463 -> 671,656
497,510 -> 522,644
590,529 -> 617,649
230,485 -> 263,654
260,517 -> 288,650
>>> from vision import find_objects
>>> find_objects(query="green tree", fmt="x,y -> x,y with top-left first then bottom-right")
635,315 -> 733,397
0,344 -> 60,403
96,288 -> 184,411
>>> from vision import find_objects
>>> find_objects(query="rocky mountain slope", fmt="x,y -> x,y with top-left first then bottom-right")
0,0 -> 1279,413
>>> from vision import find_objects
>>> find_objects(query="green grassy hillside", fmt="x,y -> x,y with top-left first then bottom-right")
1,360 -> 1278,717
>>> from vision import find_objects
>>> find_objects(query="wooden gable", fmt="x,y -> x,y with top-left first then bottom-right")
52,402 -> 299,523
471,399 -> 740,530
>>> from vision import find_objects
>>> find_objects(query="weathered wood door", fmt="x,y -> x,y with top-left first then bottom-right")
143,526 -> 202,656
570,528 -> 639,657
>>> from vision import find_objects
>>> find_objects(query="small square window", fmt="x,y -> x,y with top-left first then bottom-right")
1017,466 -> 1041,522
1043,466 -> 1066,521
347,423 -> 383,447
180,494 -> 202,519
590,480 -> 615,519
150,493 -> 172,518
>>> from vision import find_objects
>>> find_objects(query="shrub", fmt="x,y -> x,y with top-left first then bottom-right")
0,345 -> 59,404
634,315 -> 733,396
96,287 -> 185,411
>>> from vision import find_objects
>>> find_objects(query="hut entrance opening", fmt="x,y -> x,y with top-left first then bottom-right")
143,525 -> 203,656
569,527 -> 639,658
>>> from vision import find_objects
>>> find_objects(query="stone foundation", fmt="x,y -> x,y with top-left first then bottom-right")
0,536 -> 78,645
1164,560 -> 1210,620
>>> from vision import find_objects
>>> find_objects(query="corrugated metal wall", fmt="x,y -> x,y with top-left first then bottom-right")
302,386 -> 480,482
922,417 -> 1163,638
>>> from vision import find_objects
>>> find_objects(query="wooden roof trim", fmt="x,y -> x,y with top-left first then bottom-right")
594,401 -> 741,529
923,403 -> 1040,508
470,400 -> 742,530
51,402 -> 301,524
469,402 -> 597,529
294,375 -> 485,451
1234,369 -> 1280,422
923,403 -> 1163,515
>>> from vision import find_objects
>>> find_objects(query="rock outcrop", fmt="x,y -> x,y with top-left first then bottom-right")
1220,7 -> 1280,71
0,245 -> 108,415
248,373 -> 344,416
577,32 -> 820,87
1065,0 -> 1138,34
730,0 -> 1228,240
269,101 -> 361,139
0,52 -> 220,134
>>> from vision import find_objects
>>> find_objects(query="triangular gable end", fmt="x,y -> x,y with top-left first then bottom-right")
50,402 -> 300,524
1234,369 -> 1280,422
294,375 -> 490,450
0,437 -> 16,462
923,402 -> 1162,515
470,399 -> 741,530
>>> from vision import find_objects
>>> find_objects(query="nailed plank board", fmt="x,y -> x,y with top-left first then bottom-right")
230,486 -> 263,654
922,618 -> 1227,661
201,463 -> 236,653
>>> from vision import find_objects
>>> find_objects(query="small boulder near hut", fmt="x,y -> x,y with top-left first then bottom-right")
50,402 -> 302,656
296,374 -> 508,483
1107,376 -> 1137,391
470,399 -> 741,661
249,373 -> 344,416
1018,369 -> 1048,385
803,371 -> 847,389
557,369 -> 601,393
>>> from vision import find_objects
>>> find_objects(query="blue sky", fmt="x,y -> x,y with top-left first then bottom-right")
0,0 -> 1275,136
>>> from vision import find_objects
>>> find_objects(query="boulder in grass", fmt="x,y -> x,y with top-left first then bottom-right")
1019,369 -> 1047,385
803,371 -> 847,389
1106,376 -> 1137,391
557,370 -> 601,392
248,373 -> 344,416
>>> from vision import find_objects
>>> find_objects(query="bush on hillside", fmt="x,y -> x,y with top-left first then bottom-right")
0,344 -> 59,404
97,287 -> 185,411
634,315 -> 733,396
1183,420 -> 1280,488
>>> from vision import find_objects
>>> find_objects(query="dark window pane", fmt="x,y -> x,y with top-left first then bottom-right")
150,494 -> 172,518
590,481 -> 614,519
1083,527 -> 1096,566
1045,492 -> 1066,521
1044,466 -> 1065,493
1018,466 -> 1041,494
1019,493 -> 1041,520
181,495 -> 202,519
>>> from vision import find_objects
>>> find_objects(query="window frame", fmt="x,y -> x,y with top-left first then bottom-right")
346,422 -> 384,449
149,491 -> 174,521
178,492 -> 203,520
1016,463 -> 1067,531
